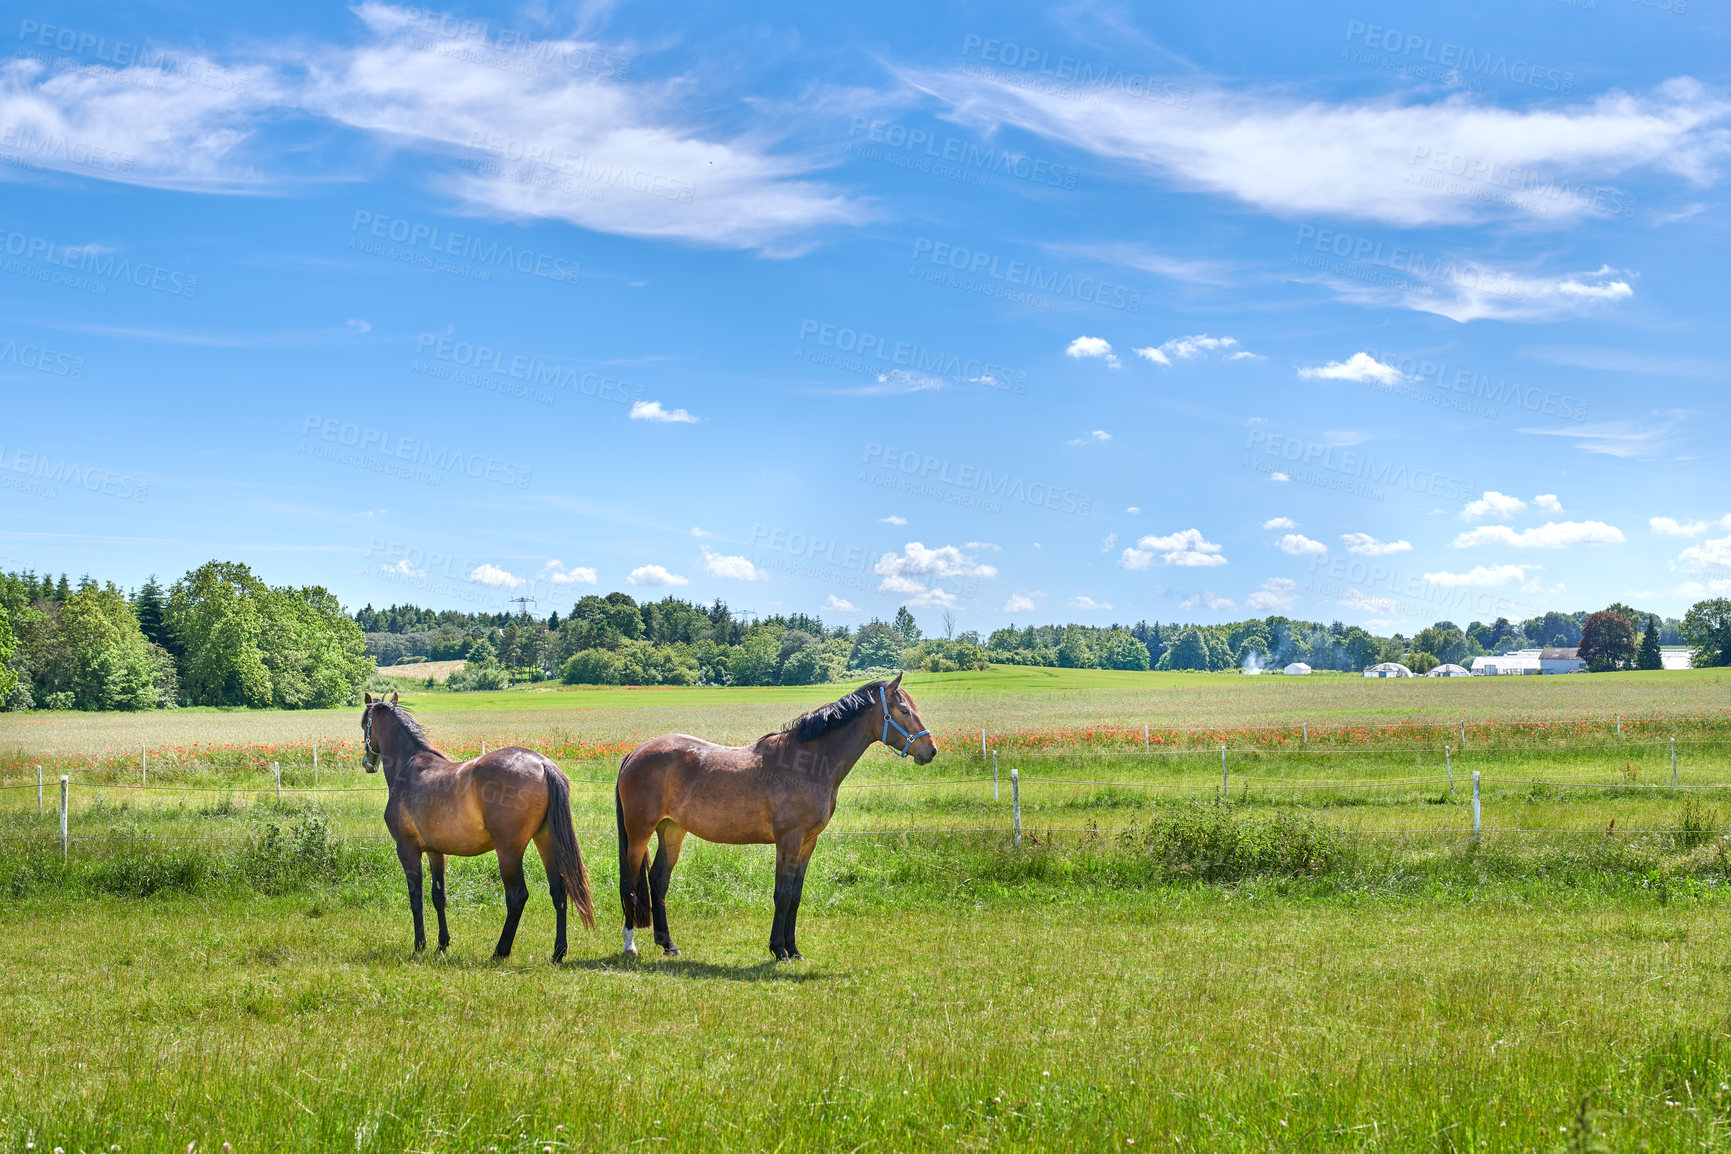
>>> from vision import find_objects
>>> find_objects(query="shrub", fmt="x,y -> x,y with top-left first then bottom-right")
1119,803 -> 1356,883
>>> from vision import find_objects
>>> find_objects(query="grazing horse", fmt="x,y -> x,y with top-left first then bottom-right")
615,673 -> 936,961
360,692 -> 594,959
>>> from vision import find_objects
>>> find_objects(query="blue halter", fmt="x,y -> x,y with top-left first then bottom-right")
879,687 -> 930,757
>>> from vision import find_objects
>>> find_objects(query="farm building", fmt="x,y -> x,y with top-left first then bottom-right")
1363,662 -> 1414,678
1283,662 -> 1312,675
1539,647 -> 1587,674
1662,647 -> 1694,670
1426,664 -> 1471,677
1472,652 -> 1540,675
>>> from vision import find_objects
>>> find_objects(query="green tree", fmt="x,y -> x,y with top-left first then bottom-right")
0,600 -> 15,705
1579,610 -> 1636,672
1681,599 -> 1731,667
891,606 -> 921,646
1099,629 -> 1151,671
730,627 -> 784,686
1056,626 -> 1097,669
1161,628 -> 1212,671
849,621 -> 903,670
1636,613 -> 1663,671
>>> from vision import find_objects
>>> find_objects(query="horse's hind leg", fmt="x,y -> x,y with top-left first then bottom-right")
395,841 -> 427,952
532,829 -> 567,963
428,851 -> 451,952
493,847 -> 530,959
649,822 -> 687,957
782,834 -> 820,962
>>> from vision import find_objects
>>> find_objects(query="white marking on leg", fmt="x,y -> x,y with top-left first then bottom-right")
622,926 -> 636,955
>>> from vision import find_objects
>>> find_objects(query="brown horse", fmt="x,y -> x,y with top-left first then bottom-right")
615,674 -> 936,961
361,692 -> 594,959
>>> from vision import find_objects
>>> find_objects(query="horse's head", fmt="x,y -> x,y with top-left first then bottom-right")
360,691 -> 397,772
878,673 -> 937,765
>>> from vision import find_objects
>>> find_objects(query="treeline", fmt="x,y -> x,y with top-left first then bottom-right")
0,563 -> 372,711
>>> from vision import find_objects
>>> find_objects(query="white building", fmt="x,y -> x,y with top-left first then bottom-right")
1283,662 -> 1312,675
1363,662 -> 1414,678
1539,647 -> 1587,674
1471,654 -> 1539,675
1427,664 -> 1471,677
1661,647 -> 1694,670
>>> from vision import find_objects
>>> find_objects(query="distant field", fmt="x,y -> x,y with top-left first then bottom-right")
2,666 -> 1727,764
374,658 -> 466,683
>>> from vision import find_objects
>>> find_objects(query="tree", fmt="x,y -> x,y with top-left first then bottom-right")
891,607 -> 921,646
1099,629 -> 1151,671
1681,599 -> 1731,667
1056,626 -> 1096,669
849,621 -> 903,670
1578,610 -> 1636,672
1161,628 -> 1212,671
133,576 -> 170,651
1636,613 -> 1663,671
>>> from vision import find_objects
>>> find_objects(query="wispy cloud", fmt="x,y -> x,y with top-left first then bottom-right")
1180,591 -> 1236,611
1452,521 -> 1625,548
1341,533 -> 1412,556
1132,334 -> 1255,366
1422,564 -> 1533,587
1246,577 -> 1299,612
1652,514 -> 1731,538
1069,595 -> 1113,610
1518,411 -> 1689,458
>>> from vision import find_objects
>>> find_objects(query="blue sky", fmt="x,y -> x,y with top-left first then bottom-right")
2,0 -> 1727,634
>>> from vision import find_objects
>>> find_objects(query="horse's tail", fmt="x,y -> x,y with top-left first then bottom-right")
616,755 -> 652,929
542,763 -> 595,929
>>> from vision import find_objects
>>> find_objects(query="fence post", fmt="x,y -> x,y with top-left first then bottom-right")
1144,724 -> 1149,753
142,746 -> 147,788
1616,715 -> 1622,737
481,739 -> 486,756
273,761 -> 281,801
1011,764 -> 1020,848
1221,745 -> 1228,800
1672,737 -> 1677,787
1460,720 -> 1466,747
313,741 -> 319,785
59,775 -> 68,861
1302,721 -> 1308,744
992,750 -> 999,803
980,728 -> 986,758
1471,770 -> 1480,844
1446,745 -> 1453,796
37,764 -> 43,814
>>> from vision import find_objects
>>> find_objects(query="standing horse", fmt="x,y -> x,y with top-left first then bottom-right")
360,692 -> 594,959
615,674 -> 936,961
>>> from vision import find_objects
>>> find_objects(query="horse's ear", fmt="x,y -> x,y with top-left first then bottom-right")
888,672 -> 903,691
364,692 -> 373,704
389,692 -> 399,705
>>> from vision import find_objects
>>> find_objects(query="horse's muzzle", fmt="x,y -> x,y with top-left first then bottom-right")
362,753 -> 380,773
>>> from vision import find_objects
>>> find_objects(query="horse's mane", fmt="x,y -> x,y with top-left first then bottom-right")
780,680 -> 889,743
379,700 -> 439,752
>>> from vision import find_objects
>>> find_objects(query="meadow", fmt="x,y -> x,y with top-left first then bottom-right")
3,667 -> 1730,1151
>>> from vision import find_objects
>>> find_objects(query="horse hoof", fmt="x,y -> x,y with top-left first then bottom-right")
788,951 -> 804,962
623,947 -> 639,961
662,945 -> 681,957
551,948 -> 567,964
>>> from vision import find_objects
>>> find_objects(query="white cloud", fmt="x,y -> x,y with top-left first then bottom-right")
387,558 -> 425,577
1651,514 -> 1731,537
1675,578 -> 1731,597
1262,517 -> 1297,530
1003,593 -> 1039,614
822,594 -> 859,612
701,548 -> 766,581
347,319 -> 372,334
1131,334 -> 1254,366
964,541 -> 1001,551
1422,564 -> 1533,587
1100,532 -> 1117,553
539,561 -> 597,586
1069,595 -> 1113,610
874,542 -> 997,580
1275,533 -> 1328,556
468,563 -> 524,589
1065,429 -> 1112,445
1451,520 -> 1626,548
1065,336 -> 1120,368
627,564 -> 688,586
1180,591 -> 1236,611
1269,472 -> 1289,483
1676,534 -> 1731,574
1517,411 -> 1686,458
876,574 -> 929,595
899,64 -> 1731,229
879,515 -> 908,526
1533,494 -> 1564,513
1341,533 -> 1413,556
689,526 -> 714,538
871,369 -> 946,394
630,400 -> 699,424
1246,577 -> 1299,612
1340,588 -> 1399,613
1297,352 -> 1407,385
1462,491 -> 1528,521
905,586 -> 960,609
1125,506 -> 1142,514
1122,528 -> 1228,569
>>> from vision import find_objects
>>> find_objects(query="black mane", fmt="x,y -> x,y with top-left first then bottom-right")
378,700 -> 437,751
781,680 -> 888,743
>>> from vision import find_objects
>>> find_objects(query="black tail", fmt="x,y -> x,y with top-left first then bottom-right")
616,771 -> 652,929
542,763 -> 594,929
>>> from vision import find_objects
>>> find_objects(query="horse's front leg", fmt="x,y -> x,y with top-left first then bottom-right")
768,834 -> 804,961
428,851 -> 450,952
396,841 -> 427,952
783,833 -> 821,961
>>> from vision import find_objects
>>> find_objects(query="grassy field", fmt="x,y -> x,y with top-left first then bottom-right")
4,667 -> 1731,1150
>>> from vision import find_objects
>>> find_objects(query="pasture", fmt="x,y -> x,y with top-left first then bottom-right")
3,667 -> 1730,1151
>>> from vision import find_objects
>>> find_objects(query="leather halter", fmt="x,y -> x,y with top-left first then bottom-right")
879,687 -> 930,757
362,706 -> 381,769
